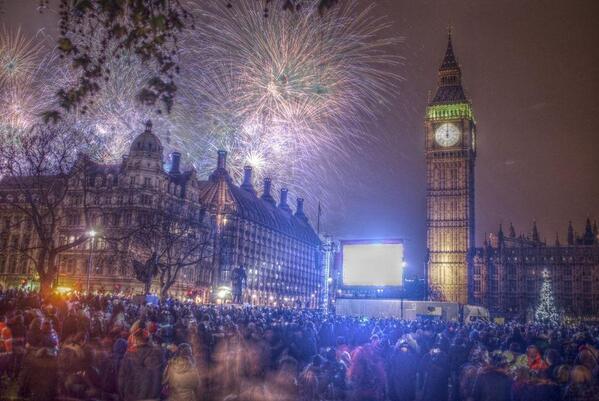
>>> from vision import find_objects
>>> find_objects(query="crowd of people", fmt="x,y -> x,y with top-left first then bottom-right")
0,289 -> 598,401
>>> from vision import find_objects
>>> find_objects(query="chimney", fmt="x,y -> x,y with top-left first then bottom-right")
240,166 -> 256,195
261,178 -> 276,205
170,152 -> 181,175
295,197 -> 307,222
278,188 -> 292,213
217,150 -> 227,169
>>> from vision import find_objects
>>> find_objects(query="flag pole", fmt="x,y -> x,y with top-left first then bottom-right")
317,201 -> 322,235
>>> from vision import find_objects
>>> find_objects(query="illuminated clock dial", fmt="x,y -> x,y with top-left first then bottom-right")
435,123 -> 461,147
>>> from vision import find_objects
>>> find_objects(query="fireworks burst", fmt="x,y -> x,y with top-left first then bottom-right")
0,26 -> 58,141
177,0 -> 401,217
0,26 -> 44,87
0,2 -> 401,224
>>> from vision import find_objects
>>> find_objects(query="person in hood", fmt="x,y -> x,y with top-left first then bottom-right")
118,326 -> 165,401
526,345 -> 548,375
162,343 -> 202,401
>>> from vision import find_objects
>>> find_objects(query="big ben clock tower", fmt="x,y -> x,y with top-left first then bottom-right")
425,31 -> 476,304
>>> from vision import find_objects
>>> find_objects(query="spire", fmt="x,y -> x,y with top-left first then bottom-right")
554,232 -> 560,246
430,29 -> 466,105
583,217 -> 594,245
440,27 -> 459,70
532,221 -> 539,242
498,223 -> 505,246
567,221 -> 574,245
509,222 -> 516,238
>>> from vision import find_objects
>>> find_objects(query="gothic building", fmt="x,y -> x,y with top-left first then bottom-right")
472,220 -> 599,319
425,34 -> 599,319
0,123 -> 322,305
425,31 -> 476,304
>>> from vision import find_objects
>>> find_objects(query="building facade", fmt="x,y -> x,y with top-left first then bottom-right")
0,123 -> 322,305
0,122 -> 213,298
424,34 -> 599,320
425,32 -> 476,304
198,152 -> 322,308
472,220 -> 599,319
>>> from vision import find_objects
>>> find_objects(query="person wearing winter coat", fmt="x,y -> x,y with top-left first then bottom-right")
118,328 -> 165,401
18,347 -> 59,401
348,337 -> 386,401
419,345 -> 450,401
100,337 -> 128,396
388,340 -> 418,401
526,345 -> 548,375
162,343 -> 202,401
471,365 -> 513,401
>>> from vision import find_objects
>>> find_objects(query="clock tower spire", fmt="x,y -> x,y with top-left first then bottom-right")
425,32 -> 476,304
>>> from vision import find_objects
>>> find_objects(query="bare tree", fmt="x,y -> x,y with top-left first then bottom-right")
0,125 -> 97,297
128,191 -> 213,298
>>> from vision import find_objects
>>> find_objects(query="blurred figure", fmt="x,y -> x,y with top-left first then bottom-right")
471,355 -> 512,401
99,337 -> 128,397
419,344 -> 450,401
388,340 -> 418,401
163,343 -> 202,401
118,327 -> 164,401
526,345 -> 548,375
348,336 -> 386,401
268,357 -> 299,401
562,365 -> 598,401
19,347 -> 59,401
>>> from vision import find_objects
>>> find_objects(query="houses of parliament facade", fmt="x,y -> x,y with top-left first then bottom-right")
426,33 -> 599,318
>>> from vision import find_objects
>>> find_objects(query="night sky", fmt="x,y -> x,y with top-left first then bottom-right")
2,0 -> 598,276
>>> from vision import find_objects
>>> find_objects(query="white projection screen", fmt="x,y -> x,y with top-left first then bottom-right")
342,242 -> 404,286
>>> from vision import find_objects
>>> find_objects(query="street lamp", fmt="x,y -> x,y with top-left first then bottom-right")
86,229 -> 96,294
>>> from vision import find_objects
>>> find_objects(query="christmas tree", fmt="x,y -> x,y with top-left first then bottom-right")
535,269 -> 559,324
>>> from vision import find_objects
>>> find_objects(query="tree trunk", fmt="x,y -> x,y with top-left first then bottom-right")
39,274 -> 53,299
36,247 -> 53,299
159,271 -> 173,301
160,285 -> 170,301
144,276 -> 152,295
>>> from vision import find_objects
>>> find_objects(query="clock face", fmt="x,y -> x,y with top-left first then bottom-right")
434,123 -> 461,147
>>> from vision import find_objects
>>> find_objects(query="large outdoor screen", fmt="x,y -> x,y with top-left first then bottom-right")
342,242 -> 404,286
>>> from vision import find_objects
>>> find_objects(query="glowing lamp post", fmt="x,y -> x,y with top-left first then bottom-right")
86,229 -> 96,294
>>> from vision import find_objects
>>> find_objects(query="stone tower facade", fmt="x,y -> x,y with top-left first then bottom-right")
425,32 -> 476,304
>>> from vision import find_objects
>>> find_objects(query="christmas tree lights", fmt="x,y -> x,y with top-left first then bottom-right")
535,269 -> 560,324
